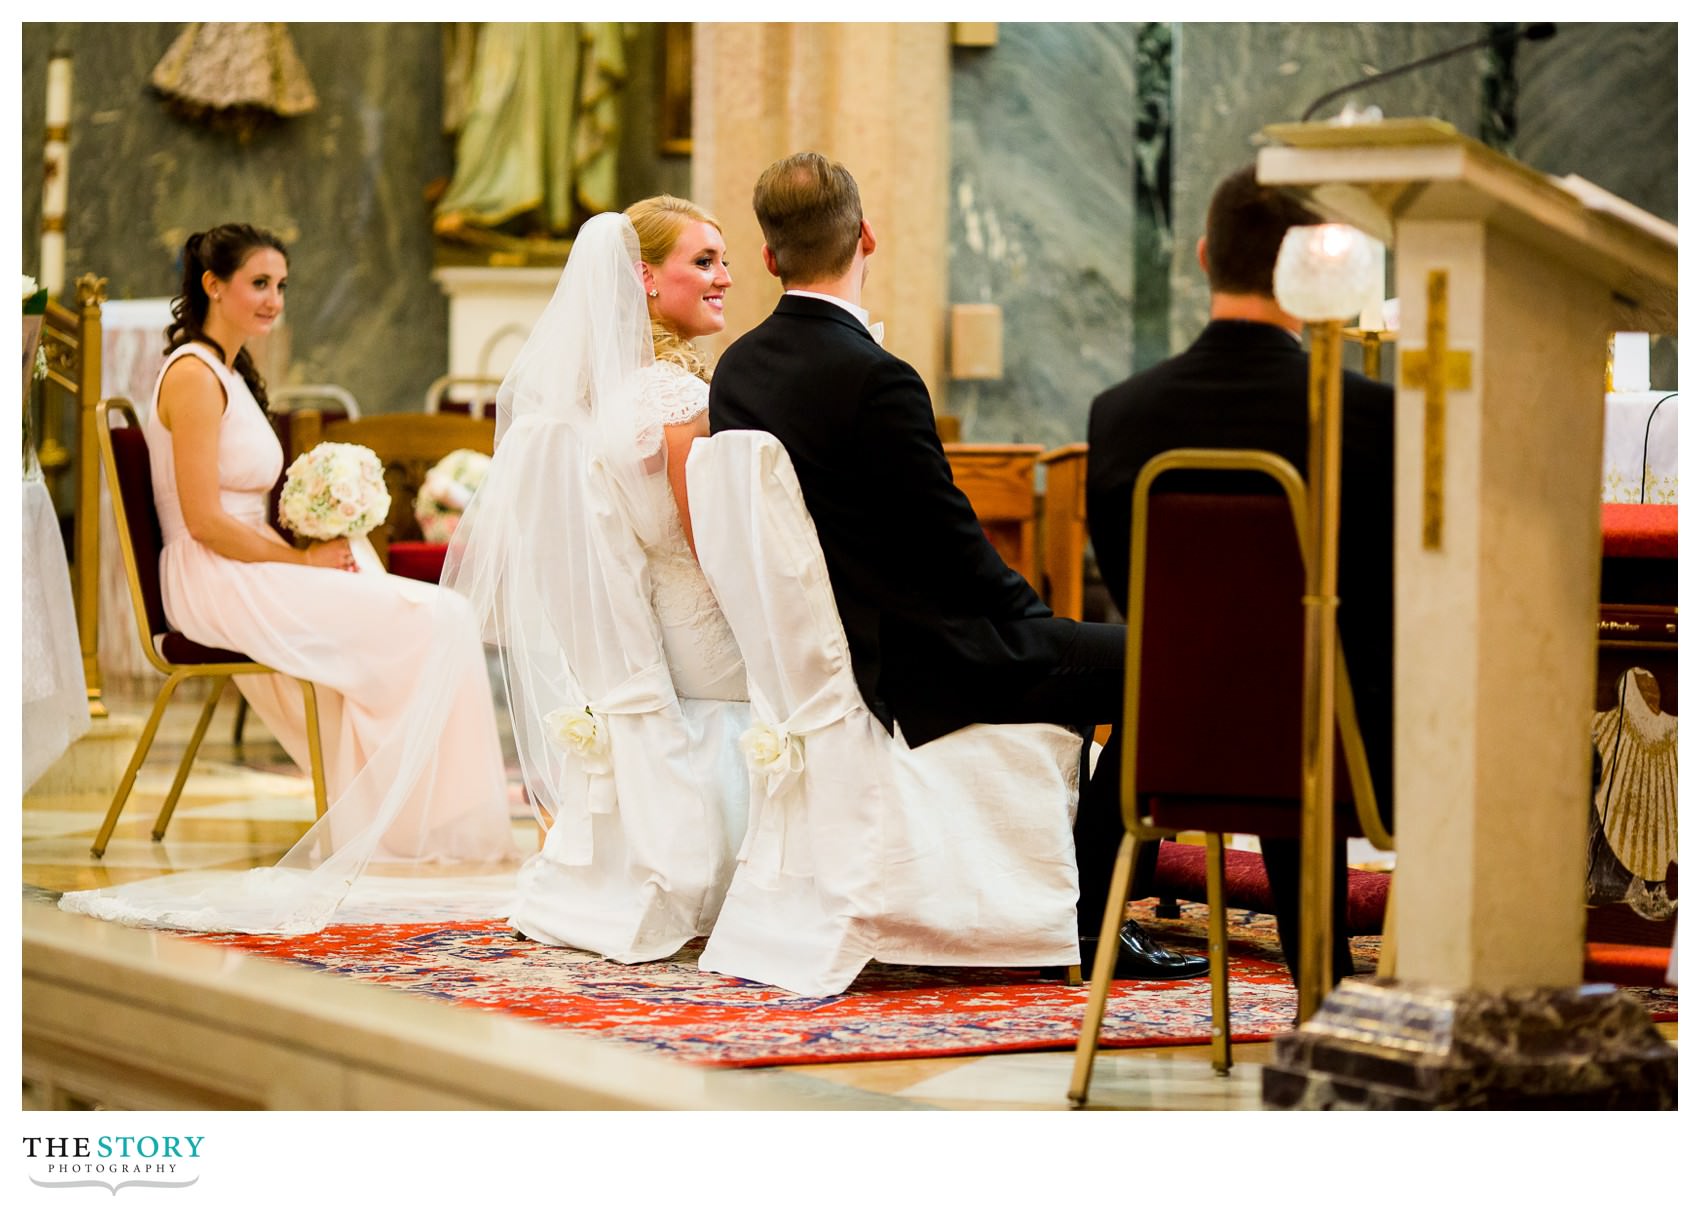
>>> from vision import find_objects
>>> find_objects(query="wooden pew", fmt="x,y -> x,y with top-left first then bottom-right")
1037,443 -> 1089,620
942,443 -> 1044,593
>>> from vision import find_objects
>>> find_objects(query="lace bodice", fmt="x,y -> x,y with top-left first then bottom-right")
635,361 -> 746,701
640,359 -> 712,425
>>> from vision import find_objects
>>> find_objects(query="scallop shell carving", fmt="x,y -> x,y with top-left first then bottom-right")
1591,670 -> 1677,881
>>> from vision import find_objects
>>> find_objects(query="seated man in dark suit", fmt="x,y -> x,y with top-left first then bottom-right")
710,150 -> 1206,980
1085,165 -> 1395,984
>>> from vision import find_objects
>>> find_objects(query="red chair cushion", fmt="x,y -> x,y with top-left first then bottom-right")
107,423 -> 172,639
387,541 -> 448,584
158,631 -> 252,665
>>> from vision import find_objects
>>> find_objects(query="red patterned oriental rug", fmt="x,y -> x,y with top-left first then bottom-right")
190,902 -> 1676,1069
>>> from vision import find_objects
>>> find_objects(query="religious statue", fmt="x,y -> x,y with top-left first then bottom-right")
433,23 -> 628,263
149,22 -> 318,141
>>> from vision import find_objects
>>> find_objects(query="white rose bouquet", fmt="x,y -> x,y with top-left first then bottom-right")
414,448 -> 491,543
279,442 -> 391,573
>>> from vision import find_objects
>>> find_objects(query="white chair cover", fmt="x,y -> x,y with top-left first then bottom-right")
466,418 -> 749,962
686,431 -> 1082,996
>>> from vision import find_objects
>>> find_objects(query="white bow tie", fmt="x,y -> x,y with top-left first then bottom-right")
868,321 -> 885,348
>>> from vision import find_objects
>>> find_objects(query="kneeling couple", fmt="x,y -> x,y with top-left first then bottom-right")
471,153 -> 1205,983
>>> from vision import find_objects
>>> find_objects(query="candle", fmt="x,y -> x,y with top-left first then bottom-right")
46,56 -> 71,126
41,54 -> 71,297
1358,238 -> 1387,332
1274,224 -> 1380,323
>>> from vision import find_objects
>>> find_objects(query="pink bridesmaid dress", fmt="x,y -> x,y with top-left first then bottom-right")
144,343 -> 515,863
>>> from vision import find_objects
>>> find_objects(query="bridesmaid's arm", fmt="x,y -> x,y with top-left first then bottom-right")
663,413 -> 709,559
159,359 -> 345,569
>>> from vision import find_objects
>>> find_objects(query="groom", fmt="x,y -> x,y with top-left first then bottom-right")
708,151 -> 1206,981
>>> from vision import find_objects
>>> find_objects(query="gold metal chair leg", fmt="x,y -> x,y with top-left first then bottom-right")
1065,964 -> 1082,987
298,680 -> 329,820
91,672 -> 184,859
1204,832 -> 1232,1074
1068,831 -> 1139,1108
1375,869 -> 1398,978
152,675 -> 228,841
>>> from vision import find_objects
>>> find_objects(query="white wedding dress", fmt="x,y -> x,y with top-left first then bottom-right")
634,362 -> 746,702
442,212 -> 751,963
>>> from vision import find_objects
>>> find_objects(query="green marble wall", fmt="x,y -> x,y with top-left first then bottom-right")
24,24 -> 1674,436
942,22 -> 1676,444
20,23 -> 687,415
1167,22 -> 1483,359
1515,23 -> 1678,387
946,23 -> 1138,447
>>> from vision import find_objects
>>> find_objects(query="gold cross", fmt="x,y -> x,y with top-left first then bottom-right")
1399,269 -> 1472,549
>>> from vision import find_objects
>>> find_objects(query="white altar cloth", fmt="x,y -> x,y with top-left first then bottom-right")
23,475 -> 91,789
1602,389 -> 1678,504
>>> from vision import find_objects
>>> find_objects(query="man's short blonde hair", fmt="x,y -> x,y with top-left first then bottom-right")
752,151 -> 863,284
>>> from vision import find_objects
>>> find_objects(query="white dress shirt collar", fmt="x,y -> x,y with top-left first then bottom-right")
786,289 -> 872,332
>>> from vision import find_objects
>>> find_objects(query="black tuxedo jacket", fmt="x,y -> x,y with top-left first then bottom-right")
1086,319 -> 1396,819
709,293 -> 1069,745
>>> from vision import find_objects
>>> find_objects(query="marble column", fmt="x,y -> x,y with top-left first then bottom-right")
692,22 -> 951,405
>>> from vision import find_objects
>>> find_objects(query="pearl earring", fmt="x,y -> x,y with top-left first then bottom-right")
648,289 -> 659,298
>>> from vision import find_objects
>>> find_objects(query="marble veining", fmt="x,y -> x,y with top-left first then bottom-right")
1168,23 -> 1481,354
21,24 -> 684,418
947,23 -> 1137,448
1514,22 -> 1677,387
1262,977 -> 1677,1109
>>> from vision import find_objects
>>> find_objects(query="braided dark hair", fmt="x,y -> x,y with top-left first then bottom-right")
165,223 -> 289,411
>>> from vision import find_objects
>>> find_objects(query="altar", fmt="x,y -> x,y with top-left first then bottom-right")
1602,388 -> 1678,503
432,266 -> 562,385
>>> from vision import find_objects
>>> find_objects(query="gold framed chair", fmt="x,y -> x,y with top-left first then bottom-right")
1068,448 -> 1394,1105
92,398 -> 329,859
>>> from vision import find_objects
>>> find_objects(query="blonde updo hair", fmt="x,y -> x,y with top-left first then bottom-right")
625,194 -> 722,383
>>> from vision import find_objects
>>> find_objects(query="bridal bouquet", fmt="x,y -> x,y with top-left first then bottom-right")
414,448 -> 490,543
279,442 -> 391,572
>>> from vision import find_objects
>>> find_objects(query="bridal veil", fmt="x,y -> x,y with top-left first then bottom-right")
443,212 -> 749,960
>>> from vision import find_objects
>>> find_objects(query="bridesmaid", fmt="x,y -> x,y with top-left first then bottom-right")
145,224 -> 515,867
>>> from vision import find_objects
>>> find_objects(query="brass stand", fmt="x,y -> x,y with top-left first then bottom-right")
1296,319 -> 1345,1022
1343,326 -> 1386,382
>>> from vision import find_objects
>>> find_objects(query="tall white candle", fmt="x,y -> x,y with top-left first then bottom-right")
1357,237 -> 1387,331
41,55 -> 72,297
46,56 -> 71,125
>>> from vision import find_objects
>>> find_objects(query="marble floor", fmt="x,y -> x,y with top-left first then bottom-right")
22,675 -> 1673,1112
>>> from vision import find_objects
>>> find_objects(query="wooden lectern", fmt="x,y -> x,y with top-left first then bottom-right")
1255,120 -> 1676,1109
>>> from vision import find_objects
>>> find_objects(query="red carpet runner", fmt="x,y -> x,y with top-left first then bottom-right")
189,902 -> 1675,1068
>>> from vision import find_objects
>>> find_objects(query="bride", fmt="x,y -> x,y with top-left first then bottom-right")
443,198 -> 752,962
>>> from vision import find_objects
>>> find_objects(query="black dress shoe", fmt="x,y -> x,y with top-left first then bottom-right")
1084,920 -> 1210,981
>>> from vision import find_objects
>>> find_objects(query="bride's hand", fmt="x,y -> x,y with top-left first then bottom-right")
304,538 -> 357,571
